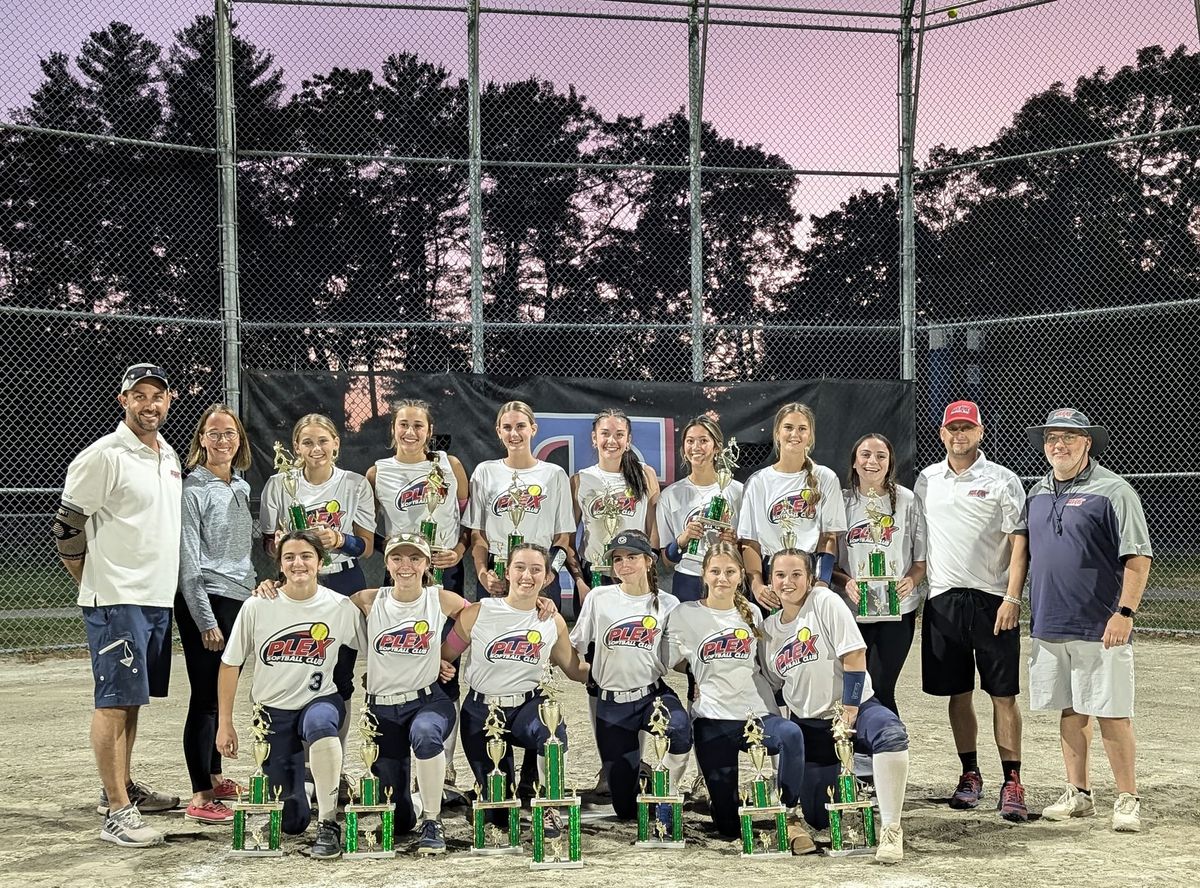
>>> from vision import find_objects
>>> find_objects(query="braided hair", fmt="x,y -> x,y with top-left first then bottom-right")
845,432 -> 898,513
701,541 -> 762,639
772,403 -> 821,510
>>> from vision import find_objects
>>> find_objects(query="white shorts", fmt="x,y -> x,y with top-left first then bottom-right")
1028,638 -> 1134,719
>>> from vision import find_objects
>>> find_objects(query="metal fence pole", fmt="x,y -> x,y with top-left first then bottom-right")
898,1 -> 916,382
688,0 -> 704,382
215,0 -> 242,410
468,0 -> 486,373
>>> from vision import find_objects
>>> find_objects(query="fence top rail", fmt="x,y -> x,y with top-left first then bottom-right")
0,305 -> 223,327
923,298 -> 1200,331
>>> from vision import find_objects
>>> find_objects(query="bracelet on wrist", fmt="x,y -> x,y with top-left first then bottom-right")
1002,595 -> 1022,607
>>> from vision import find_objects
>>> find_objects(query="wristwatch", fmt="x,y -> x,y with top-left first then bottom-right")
1117,606 -> 1136,619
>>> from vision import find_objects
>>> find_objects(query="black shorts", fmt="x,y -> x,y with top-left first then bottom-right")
921,588 -> 1020,698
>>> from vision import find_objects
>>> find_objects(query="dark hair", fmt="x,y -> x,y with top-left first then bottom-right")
275,529 -> 327,568
507,541 -> 551,571
768,547 -> 815,583
593,408 -> 649,500
679,415 -> 724,477
700,541 -> 761,639
845,432 -> 898,513
186,403 -> 252,472
388,398 -> 435,458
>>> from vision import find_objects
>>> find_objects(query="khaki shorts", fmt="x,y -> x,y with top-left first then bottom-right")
1028,638 -> 1134,719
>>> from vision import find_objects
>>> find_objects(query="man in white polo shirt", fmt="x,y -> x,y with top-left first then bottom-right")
914,400 -> 1029,822
54,364 -> 184,847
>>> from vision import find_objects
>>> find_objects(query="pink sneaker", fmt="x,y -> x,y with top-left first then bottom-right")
211,779 -> 242,801
185,800 -> 234,824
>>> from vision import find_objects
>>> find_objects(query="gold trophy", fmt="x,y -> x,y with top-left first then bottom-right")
343,706 -> 395,858
272,441 -> 329,564
530,666 -> 583,869
590,486 -> 626,587
689,437 -> 740,555
635,698 -> 685,849
855,488 -> 901,623
777,497 -> 799,550
230,704 -> 285,857
494,471 -> 529,582
824,702 -> 878,856
421,453 -> 449,584
470,702 -> 523,855
737,714 -> 788,857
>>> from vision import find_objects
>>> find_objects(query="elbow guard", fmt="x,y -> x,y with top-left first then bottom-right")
53,502 -> 88,560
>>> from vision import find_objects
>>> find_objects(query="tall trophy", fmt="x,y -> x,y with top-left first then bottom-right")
689,437 -> 740,555
470,702 -> 523,855
737,714 -> 788,858
855,489 -> 901,623
343,706 -> 395,858
230,704 -> 285,857
589,487 -> 626,587
421,453 -> 448,585
635,698 -> 684,849
494,472 -> 529,582
530,667 -> 583,869
271,441 -> 329,564
824,702 -> 878,856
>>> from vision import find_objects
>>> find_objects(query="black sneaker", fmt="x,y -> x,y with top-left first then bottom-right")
312,819 -> 342,859
417,818 -> 447,855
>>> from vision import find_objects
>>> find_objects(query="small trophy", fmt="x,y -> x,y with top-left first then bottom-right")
635,698 -> 684,849
421,453 -> 448,585
470,702 -> 523,855
824,703 -> 878,856
230,704 -> 285,857
272,441 -> 329,565
855,489 -> 901,623
344,706 -> 395,858
777,497 -> 799,550
737,714 -> 788,858
689,437 -> 740,555
530,667 -> 583,869
590,487 -> 626,587
494,472 -> 529,582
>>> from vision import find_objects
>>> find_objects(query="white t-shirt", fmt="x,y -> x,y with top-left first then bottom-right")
222,586 -> 366,710
737,464 -> 847,558
575,465 -> 651,565
663,601 -> 775,721
570,583 -> 680,692
464,459 -> 574,555
366,585 -> 446,696
463,597 -> 559,696
914,451 -> 1026,598
260,467 -> 376,570
656,477 -> 745,576
372,452 -> 461,549
838,485 -> 926,616
62,423 -> 183,608
760,587 -> 873,720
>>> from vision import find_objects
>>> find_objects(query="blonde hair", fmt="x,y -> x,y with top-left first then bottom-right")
701,541 -> 761,639
185,404 -> 251,471
292,414 -> 341,462
772,402 -> 821,509
495,400 -> 536,428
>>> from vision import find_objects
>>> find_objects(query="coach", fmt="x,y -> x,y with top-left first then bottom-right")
54,364 -> 183,847
1018,408 -> 1152,833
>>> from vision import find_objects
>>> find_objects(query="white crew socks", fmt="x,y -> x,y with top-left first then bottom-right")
873,750 -> 909,827
414,752 -> 446,820
309,736 -> 343,823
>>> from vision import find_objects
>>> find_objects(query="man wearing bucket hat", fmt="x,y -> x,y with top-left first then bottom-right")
1016,408 -> 1152,832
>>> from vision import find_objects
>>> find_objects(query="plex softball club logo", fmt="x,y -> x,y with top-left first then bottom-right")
699,627 -> 754,662
260,622 -> 335,666
847,518 -> 896,546
395,478 -> 449,513
769,490 -> 817,523
485,629 -> 545,664
304,500 -> 345,528
773,627 -> 820,675
604,615 -> 661,650
374,620 -> 435,656
588,492 -> 638,518
490,486 -> 547,516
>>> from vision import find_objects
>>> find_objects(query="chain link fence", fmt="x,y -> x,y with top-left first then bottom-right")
2,0 -> 1197,649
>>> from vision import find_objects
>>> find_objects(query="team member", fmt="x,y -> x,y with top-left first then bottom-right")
570,531 -> 691,822
662,542 -> 811,852
55,363 -> 182,847
739,403 -> 847,610
761,549 -> 910,863
216,530 -> 366,859
465,401 -> 575,607
914,400 -> 1029,822
176,404 -> 255,824
1016,409 -> 1152,832
833,433 -> 927,716
657,416 -> 744,602
570,409 -> 661,604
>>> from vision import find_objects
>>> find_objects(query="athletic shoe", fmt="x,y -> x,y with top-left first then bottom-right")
184,800 -> 234,824
100,804 -> 165,847
337,774 -> 352,806
875,823 -> 903,864
311,819 -> 342,858
417,818 -> 447,855
1112,793 -> 1141,832
1042,784 -> 1095,821
998,773 -> 1029,822
98,781 -> 181,816
211,778 -> 242,801
948,771 -> 983,809
786,812 -> 816,855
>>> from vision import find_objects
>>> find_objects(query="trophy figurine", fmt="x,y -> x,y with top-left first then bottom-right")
777,497 -> 799,550
272,441 -> 330,564
343,706 -> 395,858
635,697 -> 685,849
737,714 -> 788,857
590,487 -> 626,587
230,704 -> 285,857
421,453 -> 449,584
494,472 -> 529,582
689,437 -> 740,555
824,703 -> 878,856
855,489 -> 902,623
530,666 -> 583,869
470,702 -> 523,855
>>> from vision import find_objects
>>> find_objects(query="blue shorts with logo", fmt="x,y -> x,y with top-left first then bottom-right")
83,604 -> 172,708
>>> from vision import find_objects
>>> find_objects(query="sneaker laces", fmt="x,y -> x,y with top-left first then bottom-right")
111,804 -> 146,828
1114,795 -> 1139,815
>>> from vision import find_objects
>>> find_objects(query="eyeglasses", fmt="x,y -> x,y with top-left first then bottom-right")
1044,432 -> 1083,446
203,430 -> 239,442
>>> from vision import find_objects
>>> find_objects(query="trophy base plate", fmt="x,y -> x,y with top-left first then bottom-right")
471,845 -> 525,856
530,860 -> 584,870
345,803 -> 393,815
344,850 -> 396,860
856,614 -> 902,623
473,799 -> 522,811
738,804 -> 786,817
231,803 -> 285,814
825,801 -> 876,813
697,517 -> 733,532
635,839 -> 686,850
531,795 -> 582,808
229,849 -> 284,858
826,847 -> 876,858
739,850 -> 790,859
636,793 -> 685,805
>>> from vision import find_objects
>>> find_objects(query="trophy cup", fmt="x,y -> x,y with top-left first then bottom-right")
230,704 -> 285,857
590,487 -> 626,587
635,698 -> 685,849
824,702 -> 878,856
271,441 -> 329,565
343,706 -> 395,858
494,472 -> 529,582
421,453 -> 448,585
470,702 -> 523,855
688,437 -> 740,555
530,667 -> 583,869
855,489 -> 901,623
737,714 -> 788,858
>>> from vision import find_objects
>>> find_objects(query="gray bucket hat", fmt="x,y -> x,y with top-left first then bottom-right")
1025,408 -> 1109,458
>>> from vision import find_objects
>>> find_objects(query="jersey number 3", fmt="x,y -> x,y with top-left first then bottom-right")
308,672 -> 324,692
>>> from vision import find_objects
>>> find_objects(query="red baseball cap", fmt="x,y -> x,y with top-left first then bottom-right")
941,400 -> 981,428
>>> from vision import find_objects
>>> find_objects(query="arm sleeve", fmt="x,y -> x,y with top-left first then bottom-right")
818,468 -> 848,533
352,475 -> 377,533
221,599 -> 257,667
1111,483 -> 1153,559
178,486 -> 217,632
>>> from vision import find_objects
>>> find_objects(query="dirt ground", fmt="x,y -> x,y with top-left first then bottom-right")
4,634 -> 1198,888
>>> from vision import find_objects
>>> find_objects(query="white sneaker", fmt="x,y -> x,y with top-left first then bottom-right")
875,823 -> 903,864
1042,784 -> 1095,821
100,804 -> 165,847
1112,793 -> 1141,832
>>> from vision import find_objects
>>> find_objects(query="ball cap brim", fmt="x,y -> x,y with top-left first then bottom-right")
1025,408 -> 1109,458
384,533 -> 432,560
120,363 -> 169,393
605,530 -> 657,561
